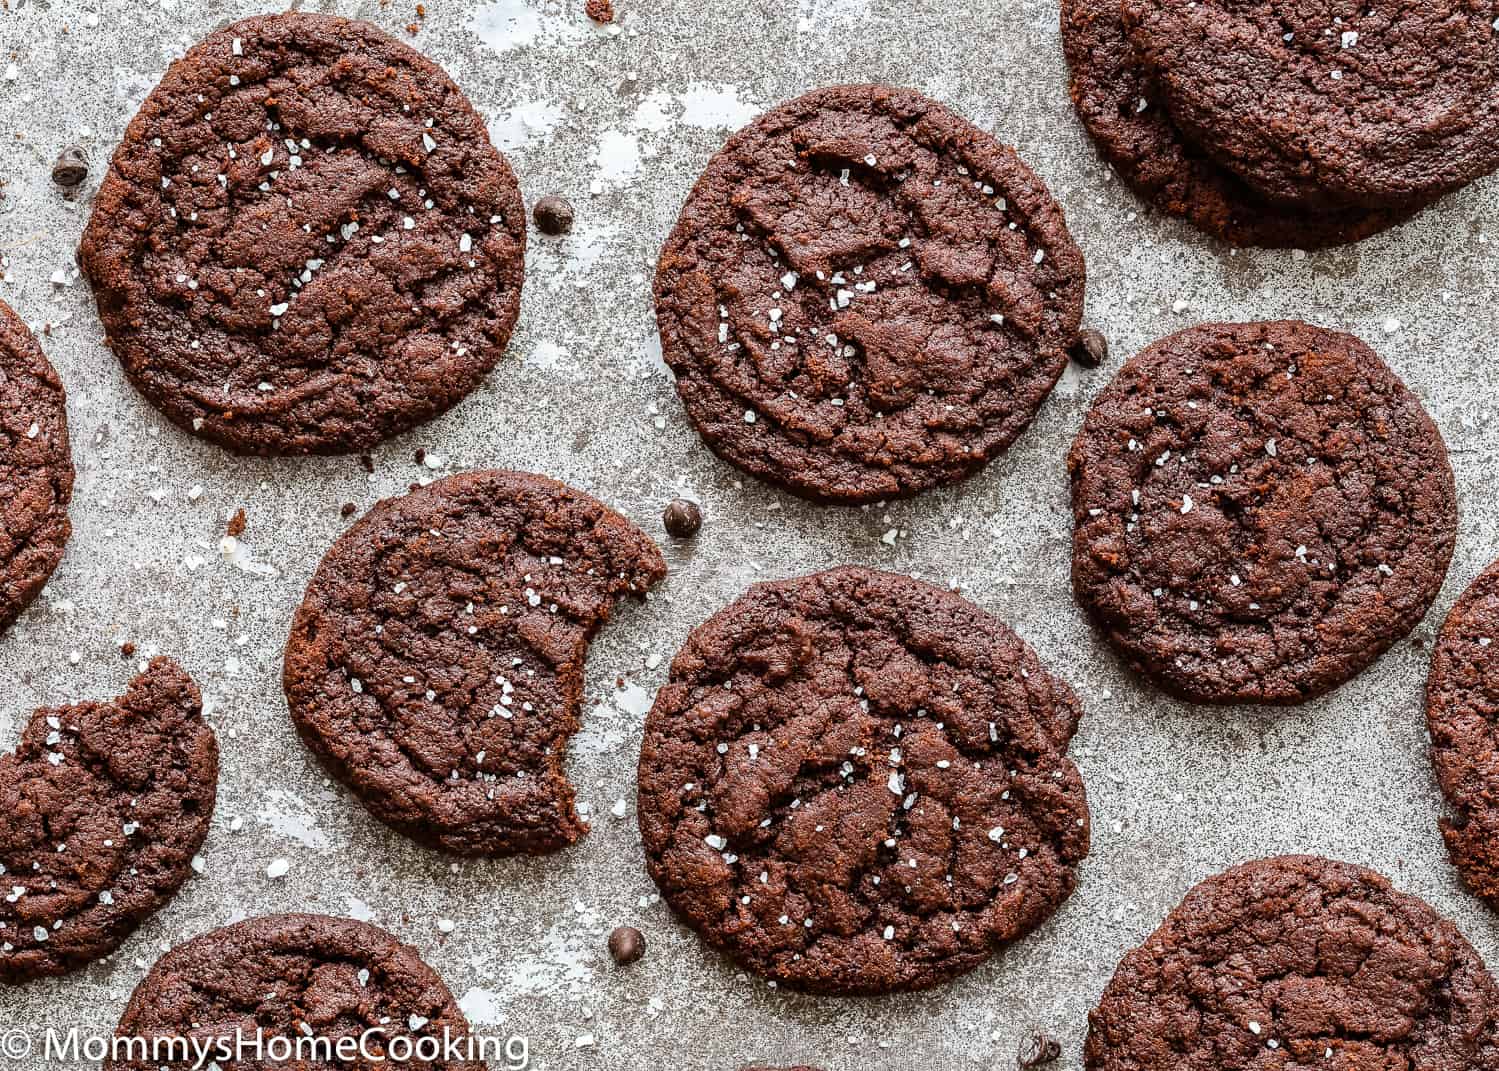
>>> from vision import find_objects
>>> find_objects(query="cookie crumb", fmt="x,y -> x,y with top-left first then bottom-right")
226,508 -> 247,538
585,0 -> 615,22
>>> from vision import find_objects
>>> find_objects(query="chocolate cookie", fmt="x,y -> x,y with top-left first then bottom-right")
104,914 -> 482,1071
637,567 -> 1090,994
78,13 -> 525,456
1086,855 -> 1499,1070
0,298 -> 73,633
654,84 -> 1085,505
1426,559 -> 1499,909
284,470 -> 665,856
0,658 -> 217,984
1061,0 -> 1418,248
1121,0 -> 1499,208
1070,321 -> 1455,705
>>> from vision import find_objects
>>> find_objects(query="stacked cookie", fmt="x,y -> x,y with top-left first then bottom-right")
1063,0 -> 1499,247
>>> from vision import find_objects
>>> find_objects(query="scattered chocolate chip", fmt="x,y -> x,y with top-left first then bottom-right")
340,502 -> 357,519
1071,328 -> 1108,369
533,195 -> 575,236
585,0 -> 615,22
607,925 -> 645,965
359,454 -> 375,474
413,448 -> 426,466
120,642 -> 136,658
662,498 -> 702,539
51,145 -> 89,189
226,508 -> 247,538
1017,1033 -> 1062,1068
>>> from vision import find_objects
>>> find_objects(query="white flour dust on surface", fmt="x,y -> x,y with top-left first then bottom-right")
469,0 -> 589,53
255,789 -> 332,851
488,98 -> 567,152
632,82 -> 759,133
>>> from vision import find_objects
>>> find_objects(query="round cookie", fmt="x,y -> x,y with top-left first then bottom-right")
104,914 -> 483,1071
637,567 -> 1090,995
284,470 -> 665,856
0,298 -> 73,634
1069,320 -> 1456,705
1086,855 -> 1499,1070
1060,0 -> 1419,248
78,13 -> 526,456
1426,559 -> 1499,909
0,658 -> 217,984
654,84 -> 1085,505
1121,0 -> 1499,208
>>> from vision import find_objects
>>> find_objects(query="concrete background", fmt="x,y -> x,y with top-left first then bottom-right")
2,0 -> 1498,1067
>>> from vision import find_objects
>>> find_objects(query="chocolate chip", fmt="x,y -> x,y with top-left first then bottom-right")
662,498 -> 702,539
340,502 -> 357,519
533,195 -> 575,236
120,642 -> 136,658
1017,1033 -> 1061,1067
607,925 -> 645,965
1071,328 -> 1108,369
51,146 -> 89,189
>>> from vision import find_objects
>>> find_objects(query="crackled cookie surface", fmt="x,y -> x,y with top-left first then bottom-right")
0,298 -> 73,634
638,567 -> 1090,994
284,470 -> 665,856
0,658 -> 217,983
1086,855 -> 1499,1071
105,914 -> 483,1071
1070,320 -> 1455,704
1427,559 -> 1499,909
78,13 -> 525,455
654,84 -> 1085,504
1121,0 -> 1499,207
1061,0 -> 1417,248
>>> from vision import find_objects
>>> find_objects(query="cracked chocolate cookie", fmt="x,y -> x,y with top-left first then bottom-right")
1070,321 -> 1455,705
1426,559 -> 1499,909
78,13 -> 526,456
1061,0 -> 1418,248
1086,855 -> 1499,1071
654,84 -> 1085,505
1120,0 -> 1499,208
0,298 -> 73,634
637,567 -> 1090,994
284,470 -> 665,856
104,914 -> 483,1071
0,658 -> 217,984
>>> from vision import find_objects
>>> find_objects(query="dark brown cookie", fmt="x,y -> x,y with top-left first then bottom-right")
1121,0 -> 1499,208
0,298 -> 73,634
1061,0 -> 1419,248
0,658 -> 217,984
284,470 -> 665,856
104,914 -> 483,1071
1426,559 -> 1499,909
1070,321 -> 1455,705
78,13 -> 526,456
637,567 -> 1090,995
654,84 -> 1085,505
1086,855 -> 1499,1071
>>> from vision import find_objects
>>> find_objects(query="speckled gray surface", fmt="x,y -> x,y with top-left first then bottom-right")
1,0 -> 1498,1068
